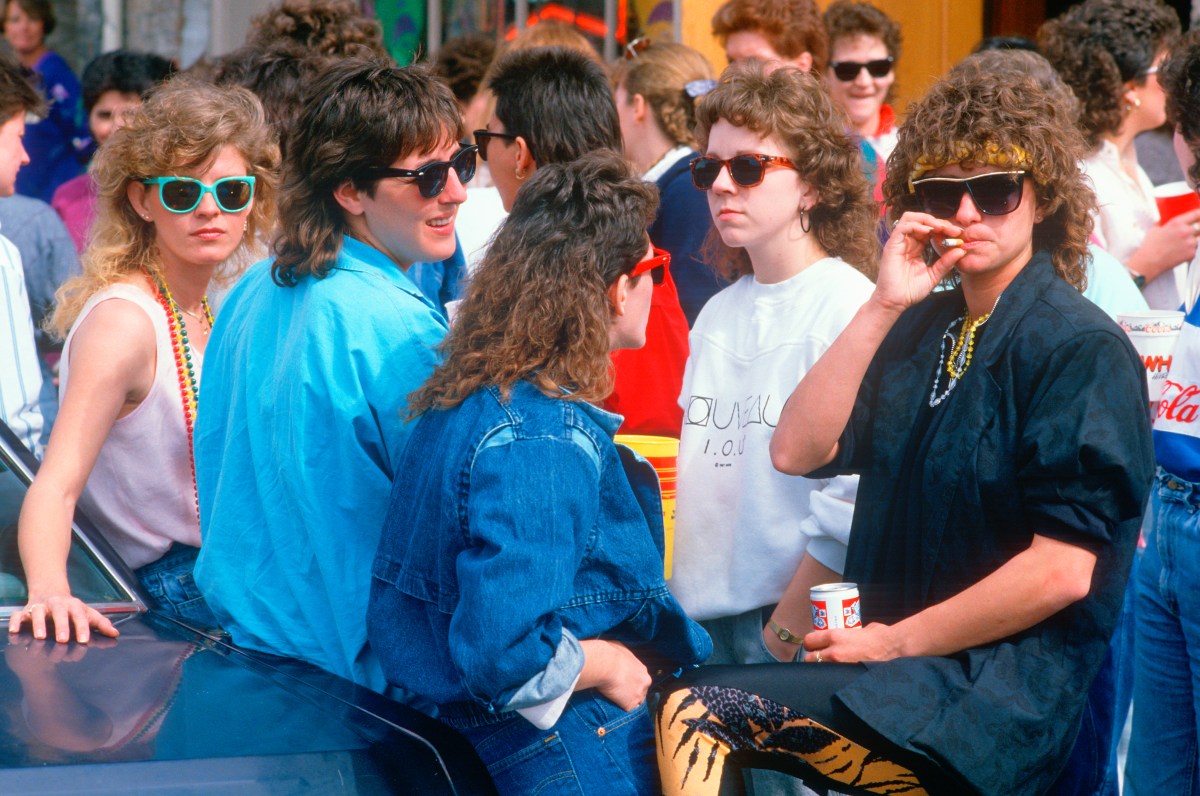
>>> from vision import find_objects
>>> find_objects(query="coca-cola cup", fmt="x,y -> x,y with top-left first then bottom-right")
1118,310 -> 1185,405
1155,181 -> 1200,224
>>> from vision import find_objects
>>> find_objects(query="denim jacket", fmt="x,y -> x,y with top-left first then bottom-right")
368,380 -> 711,723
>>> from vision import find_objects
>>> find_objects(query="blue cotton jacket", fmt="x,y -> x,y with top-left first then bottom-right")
368,380 -> 711,722
195,236 -> 447,693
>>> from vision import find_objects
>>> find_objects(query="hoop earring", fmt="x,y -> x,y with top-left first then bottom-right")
799,207 -> 812,234
515,168 -> 527,181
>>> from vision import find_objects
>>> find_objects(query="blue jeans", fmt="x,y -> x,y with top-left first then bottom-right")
456,692 -> 657,795
1126,471 -> 1200,795
135,543 -> 219,629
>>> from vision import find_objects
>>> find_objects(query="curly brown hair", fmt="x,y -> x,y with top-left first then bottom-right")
1162,30 -> 1200,188
824,1 -> 901,60
823,1 -> 901,103
883,58 -> 1094,290
431,33 -> 496,105
694,63 -> 879,281
1038,0 -> 1179,148
407,151 -> 658,415
712,0 -> 828,72
246,0 -> 388,58
609,42 -> 715,149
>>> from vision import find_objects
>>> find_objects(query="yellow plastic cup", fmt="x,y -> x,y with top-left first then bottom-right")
615,434 -> 678,579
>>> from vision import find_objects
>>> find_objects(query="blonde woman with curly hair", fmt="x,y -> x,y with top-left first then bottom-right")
611,40 -> 718,325
367,150 -> 710,795
656,60 -> 1154,796
8,78 -> 277,644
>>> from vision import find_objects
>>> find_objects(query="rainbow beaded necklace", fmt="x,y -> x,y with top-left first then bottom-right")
150,272 -> 213,526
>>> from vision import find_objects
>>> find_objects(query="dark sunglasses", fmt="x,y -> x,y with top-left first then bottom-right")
829,57 -> 894,82
142,176 -> 256,214
473,129 -> 518,163
628,246 -> 670,285
910,170 -> 1027,218
358,144 -> 477,198
691,154 -> 799,190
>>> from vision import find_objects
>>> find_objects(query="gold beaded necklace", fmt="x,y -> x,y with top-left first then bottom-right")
945,292 -> 1003,380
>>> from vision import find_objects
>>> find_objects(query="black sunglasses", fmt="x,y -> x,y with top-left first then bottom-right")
691,154 -> 798,190
473,129 -> 518,163
910,171 -> 1027,218
829,57 -> 894,82
358,144 -> 477,198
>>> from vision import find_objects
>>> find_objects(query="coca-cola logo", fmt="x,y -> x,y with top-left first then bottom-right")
1158,380 -> 1200,423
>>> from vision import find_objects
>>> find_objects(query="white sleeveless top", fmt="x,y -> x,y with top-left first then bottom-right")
59,283 -> 202,569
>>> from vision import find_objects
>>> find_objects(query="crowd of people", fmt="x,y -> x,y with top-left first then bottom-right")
0,0 -> 1195,793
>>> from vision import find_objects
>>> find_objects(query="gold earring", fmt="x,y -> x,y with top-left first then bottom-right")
515,168 -> 527,181
1127,96 -> 1142,111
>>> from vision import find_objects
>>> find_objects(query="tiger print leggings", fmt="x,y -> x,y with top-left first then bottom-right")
655,666 -> 936,796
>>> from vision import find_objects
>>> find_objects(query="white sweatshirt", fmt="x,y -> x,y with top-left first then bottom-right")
669,257 -> 874,621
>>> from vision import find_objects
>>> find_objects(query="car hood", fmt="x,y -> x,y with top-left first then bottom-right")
0,611 -> 492,794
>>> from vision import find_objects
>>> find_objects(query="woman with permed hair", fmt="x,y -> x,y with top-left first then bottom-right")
367,150 -> 711,795
822,1 -> 902,162
1126,29 -> 1200,795
611,41 -> 718,324
1039,0 -> 1193,310
8,78 -> 278,644
655,59 -> 1154,796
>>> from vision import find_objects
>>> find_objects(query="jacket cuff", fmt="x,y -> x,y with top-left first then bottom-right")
502,629 -> 584,715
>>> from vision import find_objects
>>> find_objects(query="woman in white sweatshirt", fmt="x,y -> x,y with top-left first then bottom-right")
669,63 -> 877,668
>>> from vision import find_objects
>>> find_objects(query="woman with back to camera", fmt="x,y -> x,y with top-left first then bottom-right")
368,151 -> 711,795
7,79 -> 277,644
611,40 -> 720,326
655,58 -> 1153,796
1040,0 -> 1191,309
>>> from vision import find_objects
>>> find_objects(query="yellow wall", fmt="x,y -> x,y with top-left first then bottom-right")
678,0 -> 985,121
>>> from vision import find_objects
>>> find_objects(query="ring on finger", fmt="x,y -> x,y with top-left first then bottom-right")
814,651 -> 823,663
24,603 -> 43,616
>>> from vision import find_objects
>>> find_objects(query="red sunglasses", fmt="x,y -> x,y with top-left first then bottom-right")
628,247 -> 670,285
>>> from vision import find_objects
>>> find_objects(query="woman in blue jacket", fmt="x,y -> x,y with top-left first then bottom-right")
368,150 -> 711,795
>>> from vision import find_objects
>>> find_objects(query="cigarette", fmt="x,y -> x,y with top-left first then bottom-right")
940,238 -> 964,248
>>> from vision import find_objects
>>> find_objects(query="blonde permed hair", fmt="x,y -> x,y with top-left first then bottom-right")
694,63 -> 879,281
883,61 -> 1093,290
49,78 -> 279,339
610,42 -> 715,149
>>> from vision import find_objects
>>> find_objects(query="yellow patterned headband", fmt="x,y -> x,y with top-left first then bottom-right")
908,142 -> 1032,192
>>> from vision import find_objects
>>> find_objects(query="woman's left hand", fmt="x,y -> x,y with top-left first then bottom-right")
802,623 -> 904,663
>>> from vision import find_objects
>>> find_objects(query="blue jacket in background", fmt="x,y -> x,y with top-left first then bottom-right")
369,379 -> 711,722
650,150 -> 723,327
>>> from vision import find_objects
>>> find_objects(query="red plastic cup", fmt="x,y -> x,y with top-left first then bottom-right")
1155,181 -> 1200,224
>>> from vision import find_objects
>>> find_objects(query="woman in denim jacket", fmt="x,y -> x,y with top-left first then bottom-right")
368,151 -> 712,795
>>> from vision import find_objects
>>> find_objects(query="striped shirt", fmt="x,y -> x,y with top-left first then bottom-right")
0,230 -> 44,455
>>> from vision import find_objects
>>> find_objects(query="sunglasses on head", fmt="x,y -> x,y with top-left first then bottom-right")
358,144 -> 478,198
829,57 -> 894,82
142,175 -> 256,214
473,129 -> 518,163
628,246 -> 670,285
624,36 -> 651,59
909,170 -> 1027,218
691,154 -> 798,190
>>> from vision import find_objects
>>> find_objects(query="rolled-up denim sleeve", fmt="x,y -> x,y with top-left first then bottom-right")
451,431 -> 601,713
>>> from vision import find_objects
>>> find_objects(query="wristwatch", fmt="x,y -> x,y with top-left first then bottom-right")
768,619 -> 803,645
1128,268 -> 1147,289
